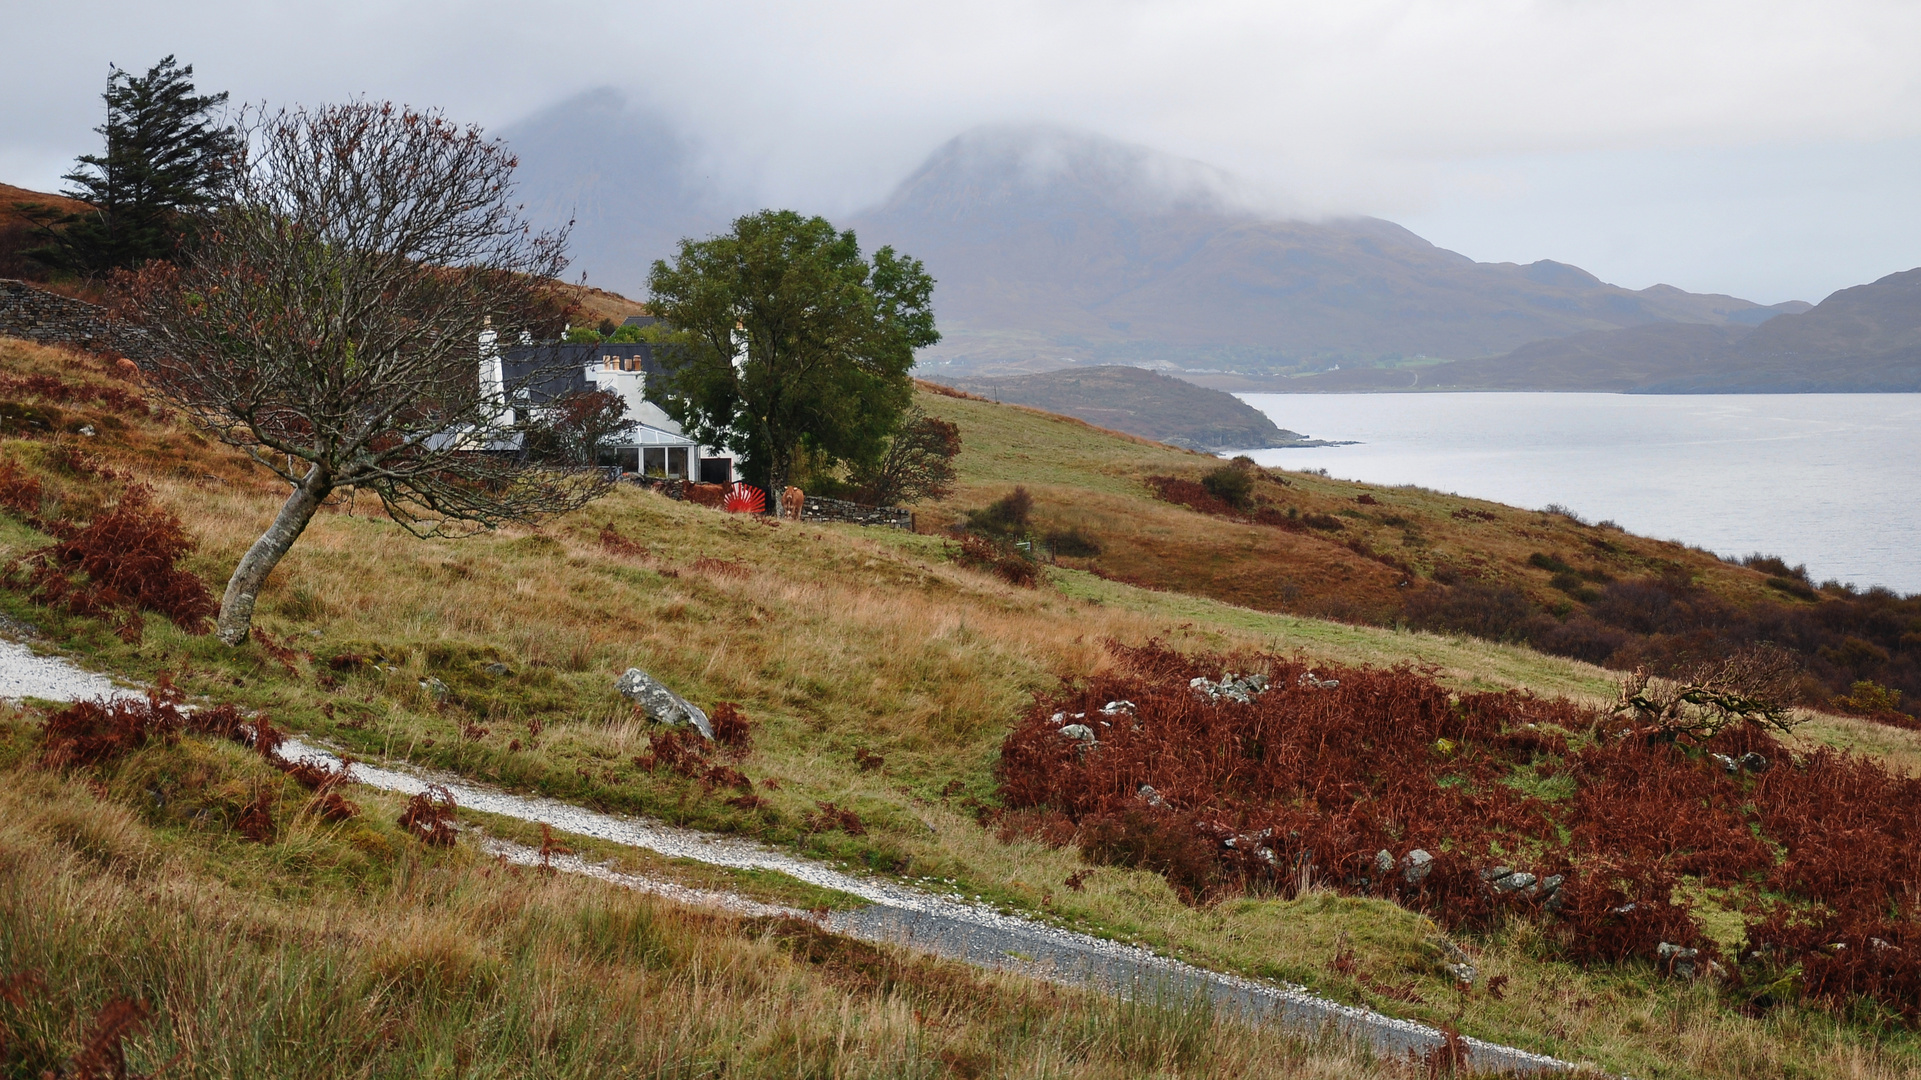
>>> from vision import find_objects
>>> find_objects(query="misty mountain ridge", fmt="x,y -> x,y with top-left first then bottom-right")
497,97 -> 1859,384
848,125 -> 1799,375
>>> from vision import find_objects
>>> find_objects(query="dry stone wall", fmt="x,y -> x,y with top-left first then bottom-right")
0,278 -> 162,362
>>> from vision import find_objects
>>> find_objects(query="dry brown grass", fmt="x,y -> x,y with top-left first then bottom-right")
915,390 -> 1801,624
0,717 -> 1421,1079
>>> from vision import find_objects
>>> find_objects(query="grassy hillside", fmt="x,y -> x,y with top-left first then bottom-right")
2,332 -> 1919,1078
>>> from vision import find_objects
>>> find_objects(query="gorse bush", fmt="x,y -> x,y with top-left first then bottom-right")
999,643 -> 1921,1020
1200,465 -> 1253,510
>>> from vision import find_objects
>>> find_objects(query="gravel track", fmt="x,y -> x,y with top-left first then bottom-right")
5,641 -> 1580,1074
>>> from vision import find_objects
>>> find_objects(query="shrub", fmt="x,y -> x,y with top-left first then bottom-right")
1765,576 -> 1819,601
953,534 -> 1040,588
1145,476 -> 1234,517
1528,552 -> 1575,574
1044,526 -> 1102,558
1833,679 -> 1903,716
1199,465 -> 1253,510
1404,581 -> 1539,641
1742,552 -> 1810,582
961,486 -> 1032,539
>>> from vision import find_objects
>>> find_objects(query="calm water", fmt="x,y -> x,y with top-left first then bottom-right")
1236,393 -> 1921,595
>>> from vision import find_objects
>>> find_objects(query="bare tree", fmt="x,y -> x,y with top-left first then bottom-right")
849,406 -> 960,506
118,101 -> 608,645
1612,645 -> 1805,742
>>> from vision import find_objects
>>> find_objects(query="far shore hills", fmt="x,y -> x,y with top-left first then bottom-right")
1177,266 -> 1921,395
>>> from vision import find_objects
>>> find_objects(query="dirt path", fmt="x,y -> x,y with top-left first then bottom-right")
5,641 -> 1579,1075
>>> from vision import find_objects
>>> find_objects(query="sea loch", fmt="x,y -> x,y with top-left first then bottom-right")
1238,392 -> 1921,595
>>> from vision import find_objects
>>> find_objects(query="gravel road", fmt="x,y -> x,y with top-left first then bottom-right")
4,640 -> 1581,1074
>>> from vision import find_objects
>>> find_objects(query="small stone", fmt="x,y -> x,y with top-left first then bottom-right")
1480,866 -> 1513,881
1446,962 -> 1477,985
1137,784 -> 1167,809
1400,849 -> 1435,885
1740,752 -> 1770,773
1058,723 -> 1097,744
1492,871 -> 1537,893
1711,753 -> 1740,774
1100,700 -> 1136,715
482,662 -> 511,677
1658,941 -> 1700,978
418,676 -> 450,700
1610,902 -> 1638,916
1374,849 -> 1395,876
78,424 -> 95,437
615,667 -> 713,739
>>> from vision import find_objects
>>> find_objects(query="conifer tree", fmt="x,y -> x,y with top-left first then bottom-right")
35,56 -> 235,274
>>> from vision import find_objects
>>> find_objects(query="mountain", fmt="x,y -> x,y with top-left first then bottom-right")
498,90 -> 742,297
849,126 -> 1781,376
936,365 -> 1324,451
1647,269 -> 1921,392
1260,270 -> 1918,393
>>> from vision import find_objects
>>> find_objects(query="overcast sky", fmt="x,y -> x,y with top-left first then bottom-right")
5,0 -> 1919,305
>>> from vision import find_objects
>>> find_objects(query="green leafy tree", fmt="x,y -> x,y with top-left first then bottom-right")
645,210 -> 938,498
34,56 -> 236,275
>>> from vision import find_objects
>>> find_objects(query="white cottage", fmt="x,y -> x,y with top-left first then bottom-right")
488,319 -> 733,483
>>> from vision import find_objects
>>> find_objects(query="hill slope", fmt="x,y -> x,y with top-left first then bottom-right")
937,365 -> 1316,450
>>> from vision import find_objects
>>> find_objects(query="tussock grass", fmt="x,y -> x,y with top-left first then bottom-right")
0,715 -> 1413,1079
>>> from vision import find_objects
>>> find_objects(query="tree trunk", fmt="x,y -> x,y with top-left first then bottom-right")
764,446 -> 791,515
215,463 -> 331,645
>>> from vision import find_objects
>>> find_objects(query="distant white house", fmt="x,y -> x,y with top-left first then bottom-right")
483,316 -> 732,483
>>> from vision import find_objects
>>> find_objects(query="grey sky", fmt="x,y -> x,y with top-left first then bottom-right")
5,0 -> 1919,304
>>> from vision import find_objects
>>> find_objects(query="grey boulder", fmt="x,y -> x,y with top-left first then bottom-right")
1400,849 -> 1435,885
615,668 -> 712,739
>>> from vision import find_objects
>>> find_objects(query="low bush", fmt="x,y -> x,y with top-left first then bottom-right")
961,486 -> 1033,539
1145,476 -> 1235,517
1199,466 -> 1253,510
4,482 -> 215,642
952,534 -> 1040,588
1044,526 -> 1102,559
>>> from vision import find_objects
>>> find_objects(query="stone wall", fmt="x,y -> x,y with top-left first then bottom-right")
0,278 -> 162,362
628,475 -> 914,530
801,495 -> 913,531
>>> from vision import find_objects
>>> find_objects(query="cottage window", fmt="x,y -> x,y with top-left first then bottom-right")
667,447 -> 689,478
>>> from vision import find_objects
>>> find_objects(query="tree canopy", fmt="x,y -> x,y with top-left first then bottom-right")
645,210 -> 938,497
119,101 -> 607,645
33,56 -> 236,275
